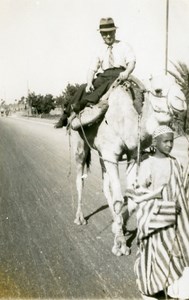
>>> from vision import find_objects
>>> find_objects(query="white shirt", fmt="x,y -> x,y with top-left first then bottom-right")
89,40 -> 136,72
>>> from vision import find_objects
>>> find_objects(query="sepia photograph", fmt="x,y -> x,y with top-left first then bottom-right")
0,0 -> 189,299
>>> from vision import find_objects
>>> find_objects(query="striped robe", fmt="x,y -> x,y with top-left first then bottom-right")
134,156 -> 189,296
183,161 -> 189,210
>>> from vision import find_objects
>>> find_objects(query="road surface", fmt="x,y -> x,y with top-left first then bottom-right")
0,116 -> 140,299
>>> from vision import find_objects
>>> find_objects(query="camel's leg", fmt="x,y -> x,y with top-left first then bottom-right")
74,140 -> 89,225
103,160 -> 124,211
103,160 -> 130,256
100,158 -> 114,212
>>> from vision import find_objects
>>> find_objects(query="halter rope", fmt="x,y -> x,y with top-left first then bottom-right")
135,113 -> 142,187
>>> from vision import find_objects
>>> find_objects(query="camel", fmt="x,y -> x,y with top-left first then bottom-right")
70,75 -> 186,256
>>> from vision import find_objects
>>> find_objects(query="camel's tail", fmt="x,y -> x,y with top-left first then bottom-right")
85,148 -> 91,170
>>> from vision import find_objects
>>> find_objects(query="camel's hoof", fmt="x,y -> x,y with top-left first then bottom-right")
82,219 -> 87,225
74,218 -> 87,225
74,218 -> 81,225
112,245 -> 122,256
121,246 -> 131,256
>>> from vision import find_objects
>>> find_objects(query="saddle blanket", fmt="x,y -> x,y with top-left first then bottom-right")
71,98 -> 109,130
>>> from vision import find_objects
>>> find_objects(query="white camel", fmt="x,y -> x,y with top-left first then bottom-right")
71,75 -> 186,256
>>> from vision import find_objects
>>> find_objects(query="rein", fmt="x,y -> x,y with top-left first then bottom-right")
135,114 -> 142,187
77,113 -> 119,166
67,129 -> 76,209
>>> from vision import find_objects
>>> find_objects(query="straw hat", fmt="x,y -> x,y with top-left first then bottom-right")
98,17 -> 117,32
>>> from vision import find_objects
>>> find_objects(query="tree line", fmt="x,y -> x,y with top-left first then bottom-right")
0,83 -> 81,116
25,83 -> 81,115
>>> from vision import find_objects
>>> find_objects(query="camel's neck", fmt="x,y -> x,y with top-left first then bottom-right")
140,94 -> 157,138
140,92 -> 172,140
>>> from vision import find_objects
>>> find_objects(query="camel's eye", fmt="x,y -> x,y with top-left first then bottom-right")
155,89 -> 162,96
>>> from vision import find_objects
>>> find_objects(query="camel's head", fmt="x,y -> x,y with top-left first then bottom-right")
142,74 -> 186,135
148,74 -> 187,115
149,74 -> 174,96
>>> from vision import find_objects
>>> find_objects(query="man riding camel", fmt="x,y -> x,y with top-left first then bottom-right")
55,17 -> 136,128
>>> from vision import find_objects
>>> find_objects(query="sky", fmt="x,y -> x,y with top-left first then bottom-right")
0,0 -> 189,103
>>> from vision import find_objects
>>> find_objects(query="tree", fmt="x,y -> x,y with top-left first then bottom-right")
168,61 -> 189,132
41,94 -> 55,114
26,92 -> 55,115
27,92 -> 41,114
55,83 -> 81,109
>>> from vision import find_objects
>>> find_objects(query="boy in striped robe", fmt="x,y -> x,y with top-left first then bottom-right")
126,125 -> 189,299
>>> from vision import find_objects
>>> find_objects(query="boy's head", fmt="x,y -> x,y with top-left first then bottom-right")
152,125 -> 174,156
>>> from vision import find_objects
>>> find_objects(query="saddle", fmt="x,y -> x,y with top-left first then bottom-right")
70,75 -> 146,131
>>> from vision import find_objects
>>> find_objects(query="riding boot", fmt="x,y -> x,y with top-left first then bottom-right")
54,113 -> 68,128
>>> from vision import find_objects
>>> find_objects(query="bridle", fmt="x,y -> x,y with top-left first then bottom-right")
147,82 -> 186,118
147,88 -> 174,116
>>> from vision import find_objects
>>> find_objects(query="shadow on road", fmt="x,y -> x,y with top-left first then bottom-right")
85,204 -> 109,221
